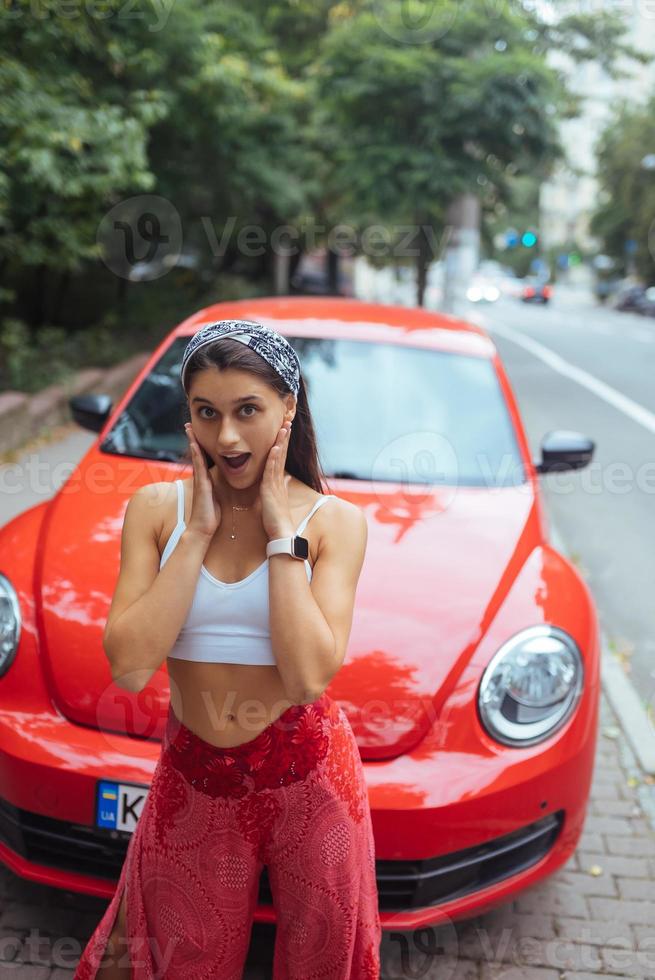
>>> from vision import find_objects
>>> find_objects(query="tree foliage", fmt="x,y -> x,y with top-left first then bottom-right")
0,0 -> 646,333
590,95 -> 655,281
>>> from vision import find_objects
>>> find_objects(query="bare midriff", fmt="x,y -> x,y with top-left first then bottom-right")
166,659 -> 298,748
160,475 -> 324,749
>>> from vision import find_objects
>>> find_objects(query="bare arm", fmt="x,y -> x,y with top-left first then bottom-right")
104,483 -> 210,693
268,499 -> 368,704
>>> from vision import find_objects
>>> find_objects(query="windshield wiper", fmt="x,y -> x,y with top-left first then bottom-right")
100,445 -> 182,463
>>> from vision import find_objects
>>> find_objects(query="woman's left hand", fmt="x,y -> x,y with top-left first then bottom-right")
260,420 -> 295,540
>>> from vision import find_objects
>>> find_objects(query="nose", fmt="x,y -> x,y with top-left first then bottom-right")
215,417 -> 243,452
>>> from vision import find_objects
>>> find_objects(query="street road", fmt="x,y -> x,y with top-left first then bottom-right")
470,287 -> 655,708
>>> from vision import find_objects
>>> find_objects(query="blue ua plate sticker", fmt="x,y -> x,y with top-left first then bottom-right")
96,780 -> 149,832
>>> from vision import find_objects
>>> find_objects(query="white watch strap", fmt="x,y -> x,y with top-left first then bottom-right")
266,537 -> 295,558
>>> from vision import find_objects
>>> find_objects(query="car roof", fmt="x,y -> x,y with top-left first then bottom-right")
171,296 -> 496,360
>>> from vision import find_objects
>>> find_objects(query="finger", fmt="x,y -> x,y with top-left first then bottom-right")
278,427 -> 288,472
185,427 -> 199,475
279,425 -> 290,472
186,425 -> 209,475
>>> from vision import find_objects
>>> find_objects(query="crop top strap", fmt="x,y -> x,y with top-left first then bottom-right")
175,479 -> 185,526
295,494 -> 336,536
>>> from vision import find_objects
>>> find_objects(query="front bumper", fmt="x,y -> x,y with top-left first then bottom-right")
0,678 -> 598,928
0,794 -> 564,916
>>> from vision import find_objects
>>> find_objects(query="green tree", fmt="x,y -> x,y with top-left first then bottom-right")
310,0 -> 648,303
590,94 -> 655,282
0,0 -> 169,324
0,0 -> 316,329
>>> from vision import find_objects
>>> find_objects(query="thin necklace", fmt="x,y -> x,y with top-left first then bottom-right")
227,473 -> 289,539
230,503 -> 250,540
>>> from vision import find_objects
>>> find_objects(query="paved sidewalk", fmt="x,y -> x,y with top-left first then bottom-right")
0,687 -> 653,978
379,687 -> 655,979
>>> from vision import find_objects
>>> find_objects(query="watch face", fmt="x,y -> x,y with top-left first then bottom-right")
292,536 -> 309,560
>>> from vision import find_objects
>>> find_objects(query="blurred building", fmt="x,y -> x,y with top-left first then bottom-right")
539,1 -> 655,269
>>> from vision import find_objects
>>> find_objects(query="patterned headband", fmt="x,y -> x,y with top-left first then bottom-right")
180,319 -> 301,397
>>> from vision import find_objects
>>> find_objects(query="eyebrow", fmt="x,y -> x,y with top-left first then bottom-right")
191,394 -> 264,406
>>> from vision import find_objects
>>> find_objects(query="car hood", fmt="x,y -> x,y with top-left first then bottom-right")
37,475 -> 539,760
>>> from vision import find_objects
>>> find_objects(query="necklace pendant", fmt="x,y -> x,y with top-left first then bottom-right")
230,533 -> 236,539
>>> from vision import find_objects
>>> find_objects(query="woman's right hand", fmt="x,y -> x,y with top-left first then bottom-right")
184,423 -> 222,540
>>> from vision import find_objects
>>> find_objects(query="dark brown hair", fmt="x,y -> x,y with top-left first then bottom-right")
180,338 -> 331,494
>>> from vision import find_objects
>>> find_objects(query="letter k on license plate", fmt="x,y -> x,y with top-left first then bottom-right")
96,780 -> 149,832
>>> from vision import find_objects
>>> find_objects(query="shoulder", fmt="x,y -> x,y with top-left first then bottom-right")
318,495 -> 367,560
124,481 -> 175,537
130,481 -> 175,508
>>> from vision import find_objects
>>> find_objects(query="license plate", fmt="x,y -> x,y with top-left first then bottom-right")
96,780 -> 150,832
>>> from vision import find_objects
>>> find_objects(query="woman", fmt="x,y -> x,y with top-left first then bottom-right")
74,319 -> 382,979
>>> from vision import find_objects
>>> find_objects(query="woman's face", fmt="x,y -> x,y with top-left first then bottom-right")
187,366 -> 295,486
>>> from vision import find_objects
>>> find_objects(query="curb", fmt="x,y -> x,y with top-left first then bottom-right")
548,517 -> 655,777
0,351 -> 151,456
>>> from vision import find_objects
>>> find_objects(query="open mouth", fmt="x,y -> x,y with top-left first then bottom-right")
221,453 -> 251,473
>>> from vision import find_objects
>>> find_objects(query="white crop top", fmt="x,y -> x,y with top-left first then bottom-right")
159,479 -> 337,665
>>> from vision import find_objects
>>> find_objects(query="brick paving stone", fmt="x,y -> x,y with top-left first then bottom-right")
479,965 -> 560,979
586,897 -> 655,926
615,877 -> 655,901
513,882 -> 589,918
631,924 -> 655,946
601,944 -> 655,978
561,974 -> 635,980
605,836 -> 655,858
575,852 -> 652,879
584,817 -> 640,836
554,919 -> 635,948
591,801 -> 642,818
0,967 -> 51,979
557,869 -> 620,897
578,831 -> 606,853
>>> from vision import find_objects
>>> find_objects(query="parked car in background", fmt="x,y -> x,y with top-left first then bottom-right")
520,277 -> 552,304
0,296 -> 600,930
466,274 -> 501,304
612,283 -> 646,312
634,285 -> 655,318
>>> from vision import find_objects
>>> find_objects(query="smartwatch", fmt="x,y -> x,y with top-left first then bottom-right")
266,535 -> 309,561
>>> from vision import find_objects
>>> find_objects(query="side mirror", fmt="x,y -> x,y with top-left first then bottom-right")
69,393 -> 113,433
533,430 -> 595,474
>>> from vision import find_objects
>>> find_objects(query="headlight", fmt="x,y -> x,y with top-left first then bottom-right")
0,572 -> 21,678
478,625 -> 584,746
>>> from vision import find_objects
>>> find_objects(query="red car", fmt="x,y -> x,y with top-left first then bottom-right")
521,278 -> 552,304
0,296 -> 599,930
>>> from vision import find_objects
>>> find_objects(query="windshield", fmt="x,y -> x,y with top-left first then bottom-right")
100,335 -> 526,487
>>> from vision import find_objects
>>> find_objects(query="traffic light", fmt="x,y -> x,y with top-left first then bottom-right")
521,231 -> 538,248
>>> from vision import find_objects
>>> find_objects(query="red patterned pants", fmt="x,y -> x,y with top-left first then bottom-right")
74,692 -> 381,979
